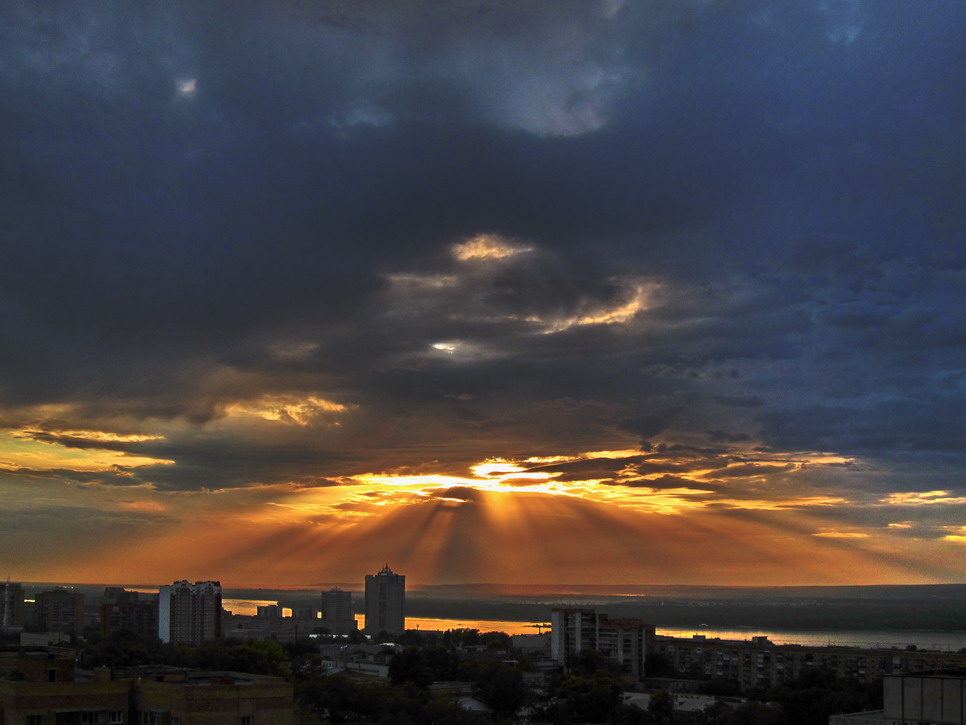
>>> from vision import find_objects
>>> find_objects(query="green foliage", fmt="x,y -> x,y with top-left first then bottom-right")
443,628 -> 482,649
726,702 -> 786,725
78,631 -> 294,679
474,663 -> 528,719
389,646 -> 461,687
77,629 -> 162,669
297,671 -> 488,725
567,647 -> 623,678
649,690 -> 676,725
552,673 -> 623,724
480,631 -> 511,652
644,651 -> 676,677
761,669 -> 882,725
177,637 -> 289,676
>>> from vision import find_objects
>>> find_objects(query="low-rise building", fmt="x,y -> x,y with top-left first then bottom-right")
830,668 -> 966,725
651,635 -> 966,691
127,668 -> 294,725
551,607 -> 966,692
0,645 -> 76,682
0,647 -> 295,725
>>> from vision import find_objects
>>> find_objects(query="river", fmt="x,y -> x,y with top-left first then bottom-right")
220,600 -> 966,652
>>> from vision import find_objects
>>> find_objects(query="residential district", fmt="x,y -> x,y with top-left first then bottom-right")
1,567 -> 964,725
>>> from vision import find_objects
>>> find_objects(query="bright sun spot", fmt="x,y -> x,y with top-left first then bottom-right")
472,460 -> 526,477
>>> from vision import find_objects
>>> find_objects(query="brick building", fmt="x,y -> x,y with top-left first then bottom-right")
0,647 -> 294,725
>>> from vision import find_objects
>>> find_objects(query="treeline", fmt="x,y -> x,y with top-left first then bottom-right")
77,627 -> 889,724
600,599 -> 966,631
78,628 -> 291,676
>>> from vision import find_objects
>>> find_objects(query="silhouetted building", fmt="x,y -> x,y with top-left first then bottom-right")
289,605 -> 317,620
364,565 -> 405,635
36,589 -> 85,634
321,588 -> 356,634
103,587 -> 139,605
159,580 -> 222,645
256,604 -> 282,618
101,599 -> 159,640
0,581 -> 25,630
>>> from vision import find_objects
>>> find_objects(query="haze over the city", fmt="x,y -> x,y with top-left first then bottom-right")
2,1 -> 965,588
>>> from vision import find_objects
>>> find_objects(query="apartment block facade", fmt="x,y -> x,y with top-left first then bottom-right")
158,581 -> 222,646
651,636 -> 966,691
551,608 -> 655,678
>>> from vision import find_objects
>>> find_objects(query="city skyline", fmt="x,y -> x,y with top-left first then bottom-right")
2,1 -> 966,588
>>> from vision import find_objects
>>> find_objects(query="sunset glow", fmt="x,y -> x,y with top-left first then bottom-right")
2,1 -> 964,590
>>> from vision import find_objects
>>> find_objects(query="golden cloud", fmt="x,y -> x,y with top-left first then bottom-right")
0,431 -> 173,473
882,490 -> 966,506
225,394 -> 349,426
452,233 -> 531,262
812,530 -> 870,539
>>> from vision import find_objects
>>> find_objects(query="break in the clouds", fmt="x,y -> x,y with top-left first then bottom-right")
2,0 -> 966,586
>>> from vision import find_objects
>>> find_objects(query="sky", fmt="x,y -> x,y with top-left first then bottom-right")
2,0 -> 965,589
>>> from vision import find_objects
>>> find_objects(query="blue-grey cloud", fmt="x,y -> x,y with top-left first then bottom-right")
1,0 -> 965,509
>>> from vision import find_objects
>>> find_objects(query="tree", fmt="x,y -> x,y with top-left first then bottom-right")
554,673 -> 623,724
644,652 -> 676,677
476,664 -> 529,720
389,647 -> 459,688
649,690 -> 675,725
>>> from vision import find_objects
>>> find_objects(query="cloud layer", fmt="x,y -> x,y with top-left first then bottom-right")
2,0 -> 965,585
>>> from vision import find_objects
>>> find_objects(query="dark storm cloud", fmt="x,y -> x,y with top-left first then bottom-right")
0,467 -> 144,488
2,0 -> 966,501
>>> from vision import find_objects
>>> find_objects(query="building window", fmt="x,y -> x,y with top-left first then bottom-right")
110,713 -> 124,724
171,718 -> 181,725
241,718 -> 252,725
26,716 -> 44,725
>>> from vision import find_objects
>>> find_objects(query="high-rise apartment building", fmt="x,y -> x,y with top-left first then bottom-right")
364,565 -> 405,635
321,588 -> 356,634
551,607 -> 653,678
0,581 -> 25,630
158,580 -> 222,645
36,589 -> 85,634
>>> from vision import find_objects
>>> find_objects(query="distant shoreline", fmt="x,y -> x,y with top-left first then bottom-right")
18,581 -> 965,633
